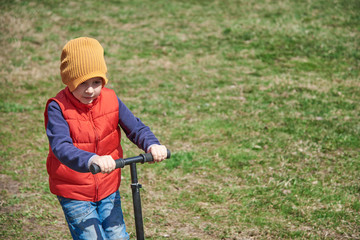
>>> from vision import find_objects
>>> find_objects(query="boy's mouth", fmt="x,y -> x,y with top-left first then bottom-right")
83,95 -> 95,100
82,96 -> 94,103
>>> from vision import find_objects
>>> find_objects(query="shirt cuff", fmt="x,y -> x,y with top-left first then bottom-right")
87,154 -> 98,170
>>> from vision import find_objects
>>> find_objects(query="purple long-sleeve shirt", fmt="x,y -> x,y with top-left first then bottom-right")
46,97 -> 160,173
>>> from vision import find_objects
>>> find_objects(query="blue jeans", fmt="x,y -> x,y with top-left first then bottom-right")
57,190 -> 130,240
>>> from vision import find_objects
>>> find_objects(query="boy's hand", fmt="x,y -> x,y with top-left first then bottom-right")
148,145 -> 167,163
90,155 -> 116,174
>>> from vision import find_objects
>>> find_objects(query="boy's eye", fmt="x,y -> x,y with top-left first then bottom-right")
94,80 -> 102,85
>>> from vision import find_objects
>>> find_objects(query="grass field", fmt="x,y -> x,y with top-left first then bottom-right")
1,0 -> 359,239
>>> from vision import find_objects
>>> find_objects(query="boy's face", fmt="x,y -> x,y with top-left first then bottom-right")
72,77 -> 103,104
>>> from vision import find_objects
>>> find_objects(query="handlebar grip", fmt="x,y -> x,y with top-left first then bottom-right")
142,149 -> 171,163
115,159 -> 126,169
167,149 -> 171,159
90,164 -> 101,174
90,158 -> 126,174
141,153 -> 153,162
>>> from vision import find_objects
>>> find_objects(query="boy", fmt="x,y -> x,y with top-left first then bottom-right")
44,37 -> 168,240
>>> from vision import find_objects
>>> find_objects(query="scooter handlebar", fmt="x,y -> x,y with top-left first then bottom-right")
90,149 -> 171,174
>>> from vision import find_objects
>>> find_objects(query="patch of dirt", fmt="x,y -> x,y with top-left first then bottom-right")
0,173 -> 70,239
0,174 -> 22,217
0,174 -> 20,195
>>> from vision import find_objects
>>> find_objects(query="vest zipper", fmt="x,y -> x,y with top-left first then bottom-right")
89,110 -> 99,154
94,175 -> 100,202
89,109 -> 100,201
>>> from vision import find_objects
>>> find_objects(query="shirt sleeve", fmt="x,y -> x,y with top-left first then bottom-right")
46,101 -> 95,173
118,97 -> 161,151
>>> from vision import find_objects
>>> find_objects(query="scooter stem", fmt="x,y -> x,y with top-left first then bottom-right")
130,162 -> 145,240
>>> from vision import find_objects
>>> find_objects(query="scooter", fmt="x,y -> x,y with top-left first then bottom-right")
90,150 -> 171,240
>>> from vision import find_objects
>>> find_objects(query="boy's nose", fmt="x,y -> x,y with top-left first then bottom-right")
85,87 -> 94,94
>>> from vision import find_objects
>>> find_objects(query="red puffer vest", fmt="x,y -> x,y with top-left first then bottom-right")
44,87 -> 123,202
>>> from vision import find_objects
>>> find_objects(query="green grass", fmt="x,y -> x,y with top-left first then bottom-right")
1,0 -> 359,239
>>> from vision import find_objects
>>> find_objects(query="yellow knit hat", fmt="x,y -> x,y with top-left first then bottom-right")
60,37 -> 108,92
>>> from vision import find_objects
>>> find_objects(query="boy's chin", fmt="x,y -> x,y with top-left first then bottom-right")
80,98 -> 94,104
